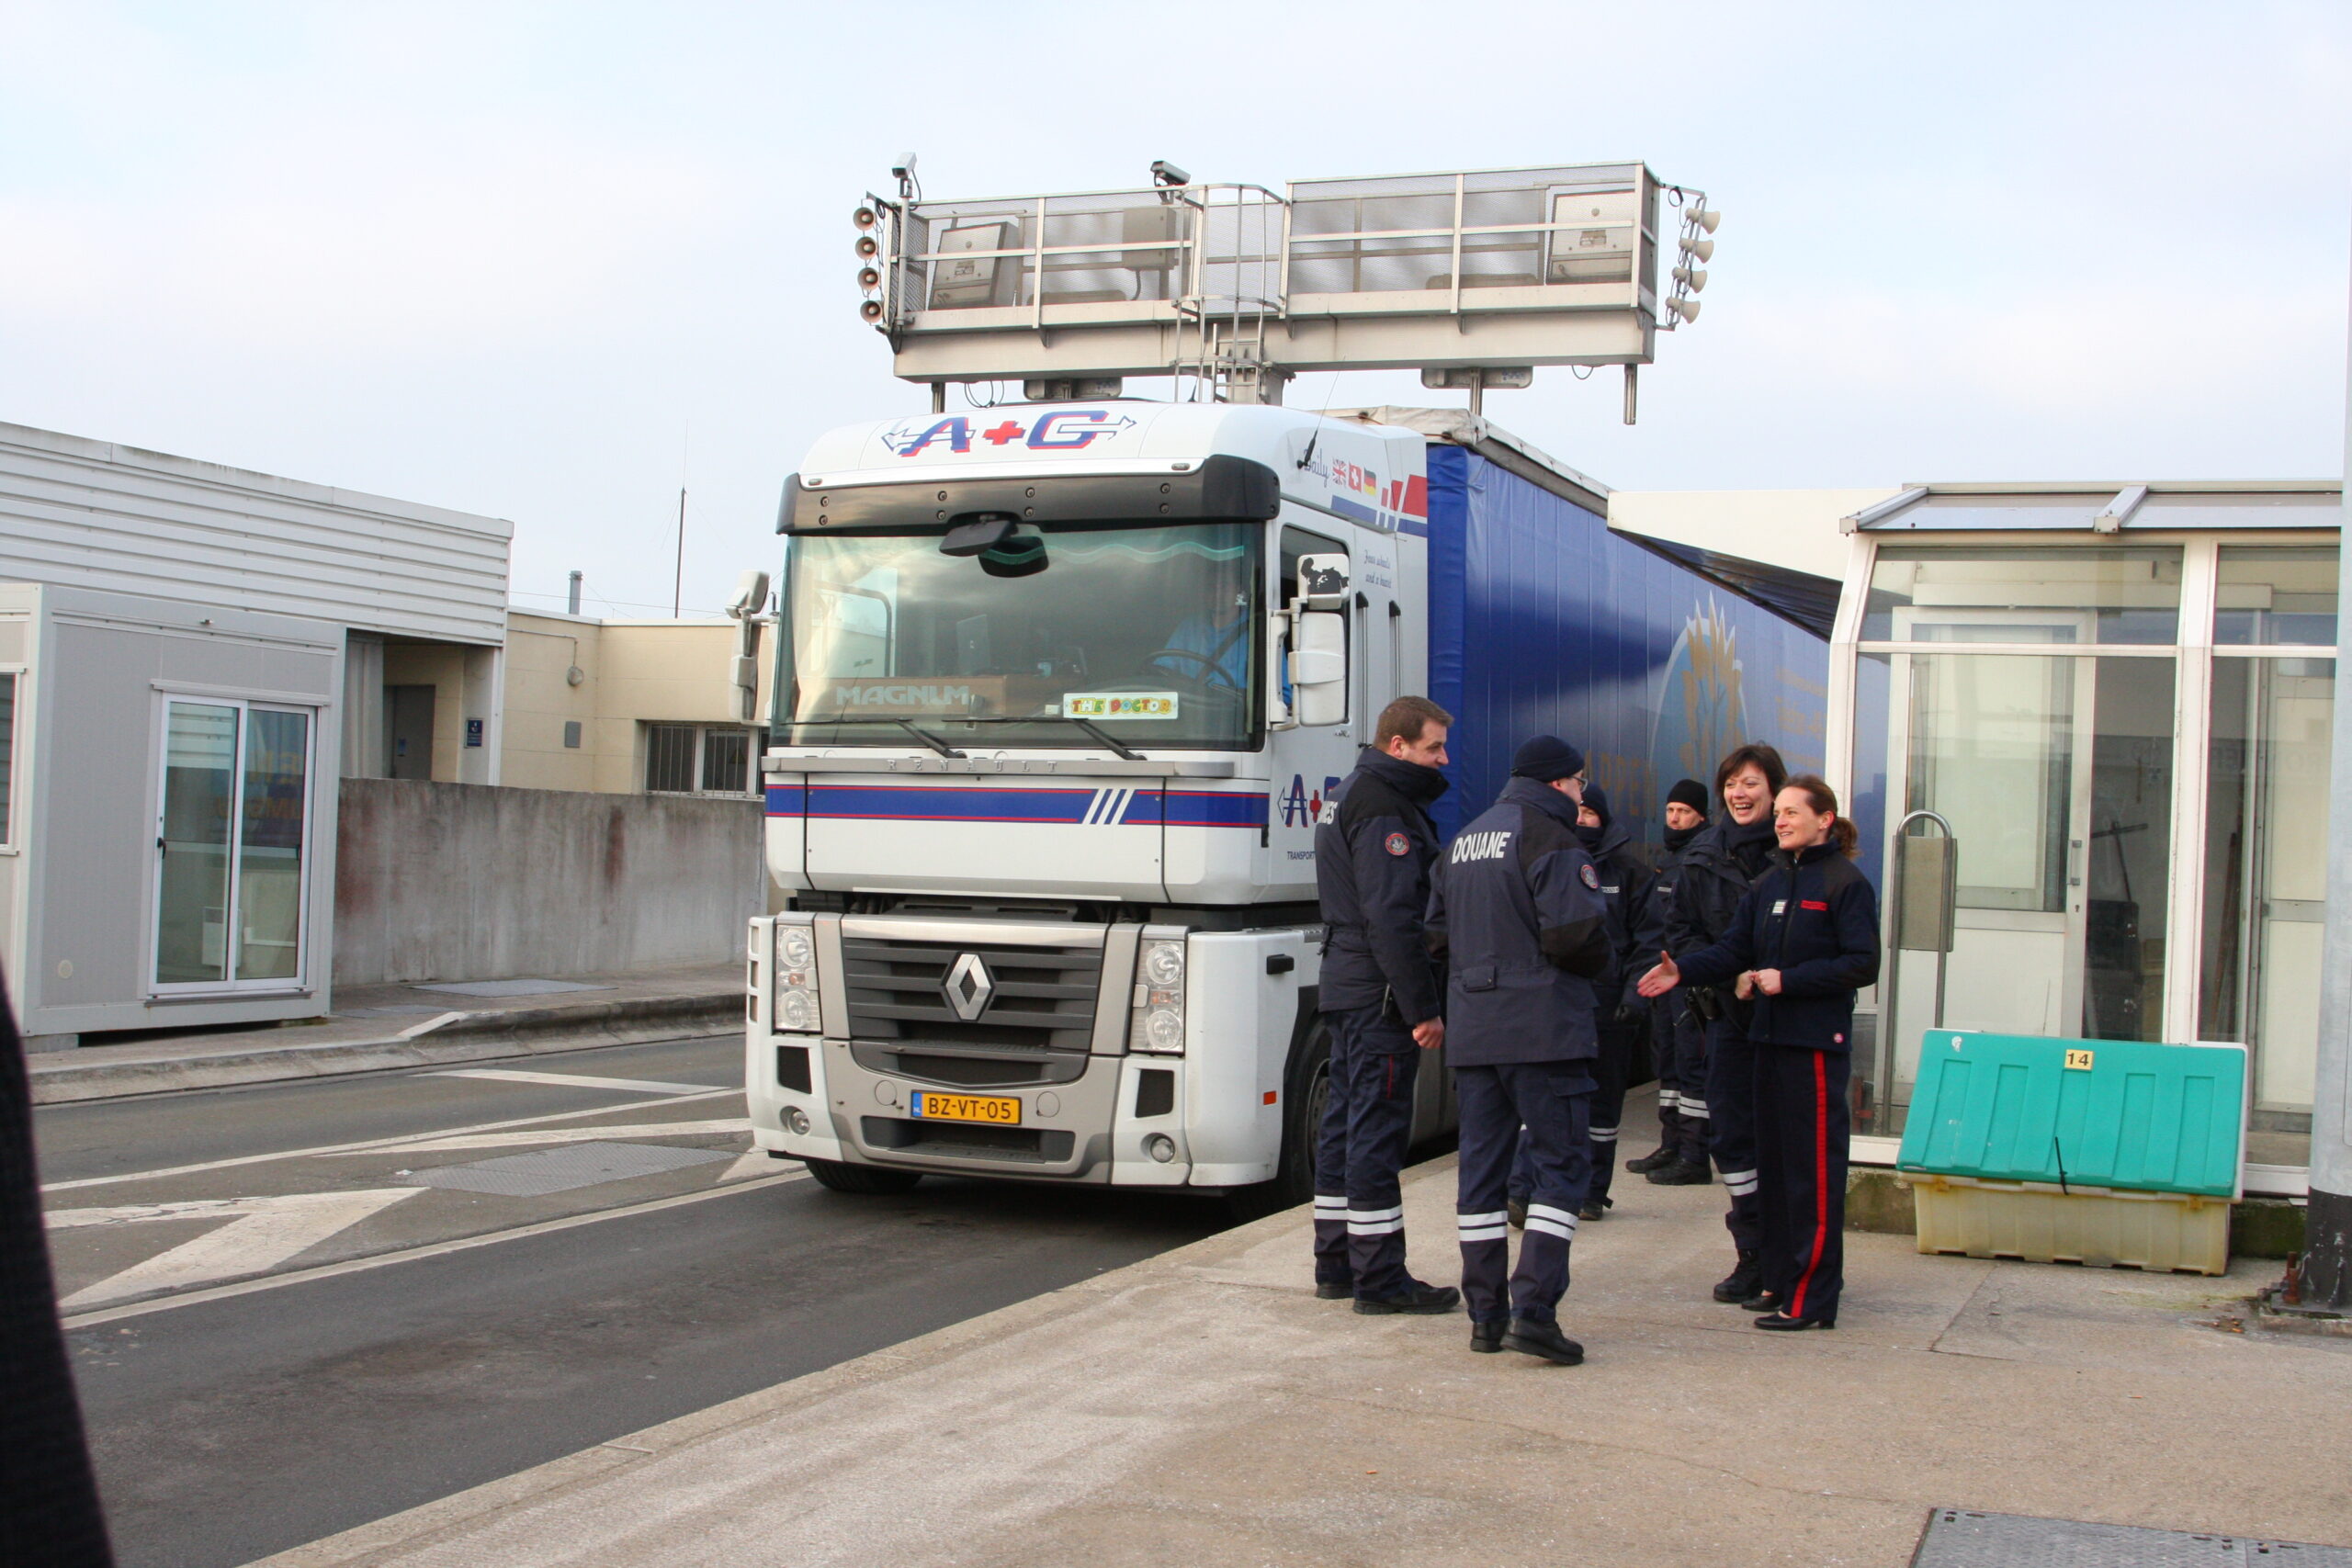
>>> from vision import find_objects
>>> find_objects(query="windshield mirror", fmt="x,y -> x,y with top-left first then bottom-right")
778,520 -> 1263,750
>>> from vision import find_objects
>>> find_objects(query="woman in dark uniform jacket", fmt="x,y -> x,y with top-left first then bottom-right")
1638,775 -> 1879,1330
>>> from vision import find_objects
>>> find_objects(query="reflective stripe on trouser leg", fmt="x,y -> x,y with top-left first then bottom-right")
1328,1008 -> 1422,1300
1453,1065 -> 1521,1325
1312,1194 -> 1350,1287
1706,1018 -> 1764,1250
1586,1017 -> 1634,1205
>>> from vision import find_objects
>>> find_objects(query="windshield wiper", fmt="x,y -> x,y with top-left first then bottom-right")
791,713 -> 1143,762
951,715 -> 1145,761
798,714 -> 967,758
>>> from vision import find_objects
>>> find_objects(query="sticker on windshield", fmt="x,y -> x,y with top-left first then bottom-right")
1063,693 -> 1181,720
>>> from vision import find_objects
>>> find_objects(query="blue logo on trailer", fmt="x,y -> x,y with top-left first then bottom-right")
1648,601 -> 1751,791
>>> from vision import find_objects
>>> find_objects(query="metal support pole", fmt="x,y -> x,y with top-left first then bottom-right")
931,383 -> 947,414
2300,254 -> 2352,1306
566,570 -> 582,616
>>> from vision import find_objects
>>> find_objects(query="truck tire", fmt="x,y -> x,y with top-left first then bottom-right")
802,1158 -> 923,1196
1228,1018 -> 1329,1221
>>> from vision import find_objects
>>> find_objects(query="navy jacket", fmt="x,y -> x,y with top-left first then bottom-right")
1424,777 -> 1611,1066
1316,747 -> 1448,1025
1666,815 -> 1778,1025
1584,819 -> 1668,1016
1673,843 -> 1883,1051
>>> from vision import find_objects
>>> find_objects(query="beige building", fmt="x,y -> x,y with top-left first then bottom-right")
502,610 -> 773,797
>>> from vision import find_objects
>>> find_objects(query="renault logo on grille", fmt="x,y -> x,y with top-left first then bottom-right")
942,953 -> 996,1021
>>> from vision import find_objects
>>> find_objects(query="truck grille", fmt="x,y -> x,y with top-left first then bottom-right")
841,938 -> 1102,1053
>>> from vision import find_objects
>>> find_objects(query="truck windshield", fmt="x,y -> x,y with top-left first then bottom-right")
777,520 -> 1263,750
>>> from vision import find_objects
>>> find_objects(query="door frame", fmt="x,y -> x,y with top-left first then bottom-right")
148,692 -> 322,997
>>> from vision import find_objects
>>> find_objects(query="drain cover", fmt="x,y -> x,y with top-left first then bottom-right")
1914,1508 -> 2352,1566
408,1141 -> 733,1197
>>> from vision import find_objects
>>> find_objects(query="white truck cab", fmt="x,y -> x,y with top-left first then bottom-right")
746,400 -> 1449,1203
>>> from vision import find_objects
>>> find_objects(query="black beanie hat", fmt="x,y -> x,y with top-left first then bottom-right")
1667,777 -> 1710,815
1510,735 -> 1586,783
1579,782 -> 1611,827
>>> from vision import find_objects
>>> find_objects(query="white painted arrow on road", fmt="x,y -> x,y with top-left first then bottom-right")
49,1189 -> 423,1308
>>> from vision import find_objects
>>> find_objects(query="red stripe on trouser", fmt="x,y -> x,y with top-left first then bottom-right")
1789,1050 -> 1830,1319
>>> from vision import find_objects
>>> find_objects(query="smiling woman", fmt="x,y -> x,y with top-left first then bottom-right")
778,520 -> 1264,750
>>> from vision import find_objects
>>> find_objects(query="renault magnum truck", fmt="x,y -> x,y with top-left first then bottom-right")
745,400 -> 1827,1206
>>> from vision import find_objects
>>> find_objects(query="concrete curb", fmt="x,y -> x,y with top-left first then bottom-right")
28,991 -> 744,1105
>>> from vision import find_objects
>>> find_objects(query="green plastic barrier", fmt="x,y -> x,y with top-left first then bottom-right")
1896,1031 -> 2246,1199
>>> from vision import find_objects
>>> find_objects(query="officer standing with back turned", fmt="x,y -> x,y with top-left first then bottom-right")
1427,736 -> 1611,1364
1309,695 -> 1461,1316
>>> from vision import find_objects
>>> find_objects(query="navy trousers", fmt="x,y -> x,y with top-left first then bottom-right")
1310,1006 -> 1423,1300
1509,1015 -> 1637,1206
1455,1062 -> 1591,1327
1755,1043 -> 1849,1323
1655,996 -> 1712,1165
1704,1012 -> 1763,1252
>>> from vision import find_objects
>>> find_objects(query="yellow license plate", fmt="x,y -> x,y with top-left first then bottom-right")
909,1090 -> 1022,1125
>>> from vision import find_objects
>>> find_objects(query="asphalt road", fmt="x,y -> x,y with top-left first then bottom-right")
38,1037 -> 1232,1568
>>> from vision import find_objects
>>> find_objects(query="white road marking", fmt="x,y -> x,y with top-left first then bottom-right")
59,1169 -> 811,1329
336,1119 -> 750,1156
52,1189 -> 424,1309
716,1149 -> 779,1183
432,1068 -> 718,1096
43,1088 -> 742,1194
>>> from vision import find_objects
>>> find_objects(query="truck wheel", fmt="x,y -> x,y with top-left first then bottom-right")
802,1158 -> 923,1196
1228,1020 -> 1329,1222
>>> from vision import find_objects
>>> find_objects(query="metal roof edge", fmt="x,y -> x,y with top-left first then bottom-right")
0,420 -> 516,540
1316,405 -> 1612,516
1890,479 -> 2340,497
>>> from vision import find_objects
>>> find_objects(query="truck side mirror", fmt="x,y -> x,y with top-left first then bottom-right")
1290,609 -> 1347,727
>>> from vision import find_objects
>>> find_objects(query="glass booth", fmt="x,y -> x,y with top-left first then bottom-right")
1826,484 -> 2341,1179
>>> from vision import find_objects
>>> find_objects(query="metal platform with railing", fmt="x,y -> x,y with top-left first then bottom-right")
852,161 -> 1717,414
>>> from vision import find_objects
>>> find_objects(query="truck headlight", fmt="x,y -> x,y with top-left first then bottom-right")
775,917 -> 820,1035
1130,935 -> 1185,1055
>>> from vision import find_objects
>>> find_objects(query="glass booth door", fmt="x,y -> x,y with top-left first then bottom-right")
1871,615 -> 2176,1132
153,698 -> 315,992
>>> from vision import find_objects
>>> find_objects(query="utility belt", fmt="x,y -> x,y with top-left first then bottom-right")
1687,985 -> 1755,1029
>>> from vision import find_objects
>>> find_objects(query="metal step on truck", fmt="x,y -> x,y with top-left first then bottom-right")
741,162 -> 1827,1208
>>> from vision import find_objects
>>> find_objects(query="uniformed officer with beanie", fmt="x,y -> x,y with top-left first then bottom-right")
1505,781 -> 1663,1224
1629,778 -> 1714,1181
1426,735 -> 1611,1364
1310,695 -> 1462,1316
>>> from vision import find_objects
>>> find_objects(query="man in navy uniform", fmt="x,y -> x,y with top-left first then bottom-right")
1310,695 -> 1461,1315
1427,736 -> 1611,1363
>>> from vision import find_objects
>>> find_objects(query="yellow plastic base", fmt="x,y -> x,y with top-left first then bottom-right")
1899,1172 -> 2231,1276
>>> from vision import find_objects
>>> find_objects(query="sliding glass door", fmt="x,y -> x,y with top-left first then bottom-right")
154,698 -> 314,992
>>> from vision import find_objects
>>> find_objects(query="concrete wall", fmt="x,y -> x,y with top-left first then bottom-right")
501,611 -> 773,795
334,777 -> 764,985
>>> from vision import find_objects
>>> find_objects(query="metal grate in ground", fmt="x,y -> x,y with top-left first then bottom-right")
407,1141 -> 734,1197
1913,1508 -> 2352,1566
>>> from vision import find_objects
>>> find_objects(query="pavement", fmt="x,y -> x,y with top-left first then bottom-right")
246,1088 -> 2352,1568
28,963 -> 743,1104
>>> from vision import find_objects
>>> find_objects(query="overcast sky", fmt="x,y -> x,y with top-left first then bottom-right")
4,2 -> 2347,618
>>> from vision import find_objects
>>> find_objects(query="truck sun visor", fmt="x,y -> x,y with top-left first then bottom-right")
777,453 -> 1282,533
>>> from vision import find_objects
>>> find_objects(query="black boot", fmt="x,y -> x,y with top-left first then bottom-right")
1469,1319 -> 1506,1354
1315,1280 -> 1353,1301
1506,1198 -> 1527,1229
1713,1249 -> 1762,1303
1646,1156 -> 1712,1186
1577,1195 -> 1612,1222
1501,1316 -> 1585,1365
1625,1145 -> 1676,1174
1355,1280 -> 1463,1315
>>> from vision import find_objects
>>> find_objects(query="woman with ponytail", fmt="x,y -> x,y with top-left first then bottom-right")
1638,775 -> 1878,1330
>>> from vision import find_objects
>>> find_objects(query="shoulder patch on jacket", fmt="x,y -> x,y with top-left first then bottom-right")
1385,832 -> 1411,856
1579,862 -> 1600,889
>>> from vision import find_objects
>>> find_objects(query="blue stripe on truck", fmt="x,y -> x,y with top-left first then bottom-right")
763,784 -> 1266,829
